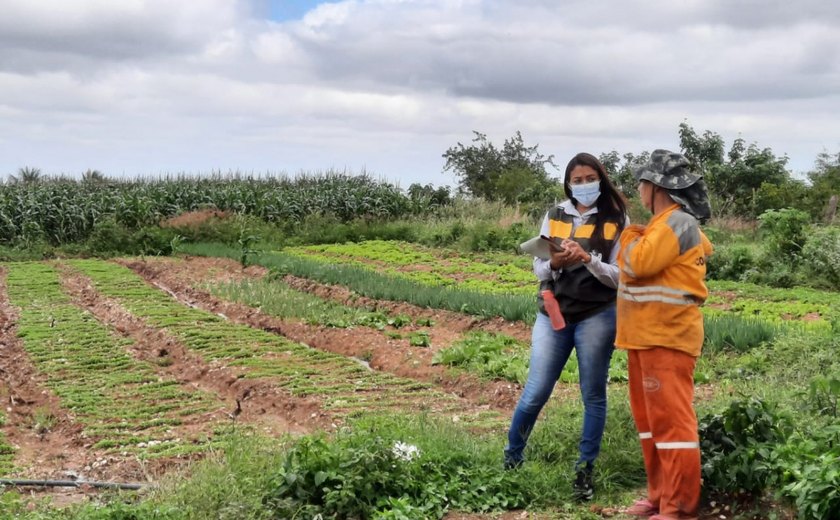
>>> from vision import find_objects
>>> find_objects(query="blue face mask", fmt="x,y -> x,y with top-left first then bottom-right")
570,181 -> 601,207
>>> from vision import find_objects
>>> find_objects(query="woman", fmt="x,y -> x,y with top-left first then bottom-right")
617,150 -> 712,520
504,152 -> 627,502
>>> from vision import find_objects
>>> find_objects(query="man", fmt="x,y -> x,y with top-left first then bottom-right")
616,150 -> 713,520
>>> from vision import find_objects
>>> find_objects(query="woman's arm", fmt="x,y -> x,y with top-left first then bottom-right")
582,238 -> 621,289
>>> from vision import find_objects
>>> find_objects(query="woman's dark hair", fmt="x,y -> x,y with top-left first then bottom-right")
563,152 -> 627,255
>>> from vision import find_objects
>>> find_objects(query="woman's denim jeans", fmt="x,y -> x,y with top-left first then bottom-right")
505,305 -> 616,468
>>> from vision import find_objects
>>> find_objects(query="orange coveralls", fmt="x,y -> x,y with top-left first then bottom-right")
616,204 -> 713,519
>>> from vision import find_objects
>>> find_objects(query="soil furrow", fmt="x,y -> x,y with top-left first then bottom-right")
0,266 -> 137,506
127,256 -> 526,412
75,259 -> 490,428
57,264 -> 320,439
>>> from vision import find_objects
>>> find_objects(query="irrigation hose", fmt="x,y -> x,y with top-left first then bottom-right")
0,479 -> 144,490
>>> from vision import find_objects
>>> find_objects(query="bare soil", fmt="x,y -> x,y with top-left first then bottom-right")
159,209 -> 232,229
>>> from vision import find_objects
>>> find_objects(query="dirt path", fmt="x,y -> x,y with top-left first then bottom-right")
126,256 -> 548,412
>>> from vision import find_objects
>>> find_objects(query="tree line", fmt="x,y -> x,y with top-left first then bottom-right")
443,122 -> 840,221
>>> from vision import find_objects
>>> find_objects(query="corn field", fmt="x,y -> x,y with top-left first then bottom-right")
0,172 -> 436,245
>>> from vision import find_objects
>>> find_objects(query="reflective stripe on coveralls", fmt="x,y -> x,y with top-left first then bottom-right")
619,284 -> 698,306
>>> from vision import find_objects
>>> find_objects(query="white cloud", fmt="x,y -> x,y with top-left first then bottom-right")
0,0 -> 838,182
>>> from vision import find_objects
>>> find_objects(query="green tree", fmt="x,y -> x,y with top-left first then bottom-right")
442,131 -> 558,204
678,121 -> 725,173
806,151 -> 840,220
753,179 -> 809,217
599,150 -> 650,197
678,122 -> 792,217
406,183 -> 451,208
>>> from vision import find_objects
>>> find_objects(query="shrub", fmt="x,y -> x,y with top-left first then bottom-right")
461,221 -> 532,253
800,225 -> 840,290
757,208 -> 810,261
706,244 -> 755,281
780,425 -> 840,520
699,398 -> 791,496
166,212 -> 283,246
85,218 -> 134,254
742,261 -> 799,288
85,219 -> 179,256
267,433 -> 530,518
131,226 -> 179,256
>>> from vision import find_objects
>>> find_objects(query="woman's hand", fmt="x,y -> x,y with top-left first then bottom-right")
549,241 -> 586,269
549,246 -> 575,270
557,239 -> 591,265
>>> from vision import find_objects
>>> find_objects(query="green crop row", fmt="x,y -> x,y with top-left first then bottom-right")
287,241 -> 840,328
3,263 -> 223,457
184,243 -> 537,322
0,407 -> 13,476
206,278 -> 423,330
68,260 -> 495,425
184,243 -> 798,356
285,240 -> 536,295
706,279 -> 840,327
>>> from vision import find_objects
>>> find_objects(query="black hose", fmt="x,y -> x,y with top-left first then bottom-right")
0,479 -> 143,490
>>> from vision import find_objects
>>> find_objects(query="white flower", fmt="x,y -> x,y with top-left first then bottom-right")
391,441 -> 421,462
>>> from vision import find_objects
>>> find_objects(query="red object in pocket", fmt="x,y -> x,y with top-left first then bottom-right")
540,290 -> 566,330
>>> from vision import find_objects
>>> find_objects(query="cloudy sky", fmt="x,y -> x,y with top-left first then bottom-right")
1,0 -> 838,187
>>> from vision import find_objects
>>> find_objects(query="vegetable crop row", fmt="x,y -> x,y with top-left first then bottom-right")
4,263 -> 222,457
68,260 -> 495,426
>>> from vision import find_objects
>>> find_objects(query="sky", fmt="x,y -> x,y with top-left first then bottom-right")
1,0 -> 839,188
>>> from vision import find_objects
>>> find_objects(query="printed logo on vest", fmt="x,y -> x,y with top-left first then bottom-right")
642,377 -> 661,392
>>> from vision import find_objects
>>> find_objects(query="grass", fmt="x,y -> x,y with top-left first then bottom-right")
0,408 -> 647,520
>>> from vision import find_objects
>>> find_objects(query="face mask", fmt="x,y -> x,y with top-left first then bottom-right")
570,181 -> 601,207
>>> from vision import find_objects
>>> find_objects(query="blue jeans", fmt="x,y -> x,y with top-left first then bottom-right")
505,305 -> 616,468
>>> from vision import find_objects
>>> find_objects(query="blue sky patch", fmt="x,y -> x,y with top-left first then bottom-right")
266,0 -> 324,21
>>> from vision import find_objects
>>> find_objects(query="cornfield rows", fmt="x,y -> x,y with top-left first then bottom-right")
0,174 -> 435,245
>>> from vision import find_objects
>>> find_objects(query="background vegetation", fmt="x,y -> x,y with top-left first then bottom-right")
1,121 -> 839,518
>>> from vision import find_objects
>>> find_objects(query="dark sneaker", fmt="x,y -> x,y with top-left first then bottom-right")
503,457 -> 523,470
573,466 -> 594,502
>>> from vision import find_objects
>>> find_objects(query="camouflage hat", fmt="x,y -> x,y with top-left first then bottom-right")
633,149 -> 702,190
669,180 -> 712,224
